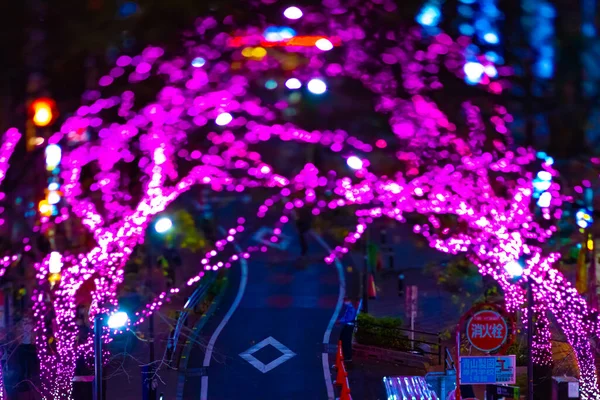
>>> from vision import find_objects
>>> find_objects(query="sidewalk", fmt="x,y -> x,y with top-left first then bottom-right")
338,223 -> 469,334
325,224 -> 460,399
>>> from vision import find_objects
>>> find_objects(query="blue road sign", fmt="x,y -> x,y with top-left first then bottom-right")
459,355 -> 516,385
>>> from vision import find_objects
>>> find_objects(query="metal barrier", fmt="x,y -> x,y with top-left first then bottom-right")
169,272 -> 216,362
354,320 -> 443,365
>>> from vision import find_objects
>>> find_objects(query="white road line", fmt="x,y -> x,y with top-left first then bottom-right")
201,229 -> 248,400
312,232 -> 346,400
200,376 -> 208,400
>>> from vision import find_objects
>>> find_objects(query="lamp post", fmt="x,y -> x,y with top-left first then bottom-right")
504,260 -> 533,400
347,156 -> 369,312
94,311 -> 129,400
145,216 -> 173,400
93,314 -> 103,400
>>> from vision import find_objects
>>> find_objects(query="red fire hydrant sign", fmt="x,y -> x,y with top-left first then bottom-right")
466,310 -> 508,352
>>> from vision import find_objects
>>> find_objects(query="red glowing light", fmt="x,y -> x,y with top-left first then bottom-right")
227,35 -> 342,48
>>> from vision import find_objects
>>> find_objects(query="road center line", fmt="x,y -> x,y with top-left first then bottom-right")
312,232 -> 346,400
201,228 -> 248,400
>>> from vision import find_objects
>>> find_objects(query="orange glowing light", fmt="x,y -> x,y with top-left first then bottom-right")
228,35 -> 342,48
38,199 -> 52,217
31,98 -> 56,127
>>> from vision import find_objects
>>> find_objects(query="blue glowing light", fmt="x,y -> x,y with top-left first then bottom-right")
264,26 -> 297,42
265,79 -> 278,90
119,1 -> 138,17
459,24 -> 475,36
483,32 -> 499,44
416,4 -> 441,27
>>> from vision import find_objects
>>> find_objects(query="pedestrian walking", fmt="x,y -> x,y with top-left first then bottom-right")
337,298 -> 357,362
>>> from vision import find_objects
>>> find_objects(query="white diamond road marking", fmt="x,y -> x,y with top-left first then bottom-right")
239,336 -> 296,373
252,227 -> 291,250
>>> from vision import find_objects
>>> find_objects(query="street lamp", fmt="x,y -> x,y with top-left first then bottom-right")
504,260 -> 533,400
94,311 -> 129,400
107,311 -> 129,330
346,156 -> 363,170
146,217 -> 173,400
154,217 -> 173,234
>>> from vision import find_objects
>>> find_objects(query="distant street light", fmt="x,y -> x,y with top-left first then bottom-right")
107,311 -> 129,329
307,78 -> 327,94
347,156 -> 363,170
285,78 -> 302,90
503,259 -> 533,400
283,6 -> 303,20
504,260 -> 524,278
315,38 -> 333,51
94,310 -> 129,400
155,217 -> 173,234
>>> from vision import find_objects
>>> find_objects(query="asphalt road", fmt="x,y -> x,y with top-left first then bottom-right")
179,195 -> 343,400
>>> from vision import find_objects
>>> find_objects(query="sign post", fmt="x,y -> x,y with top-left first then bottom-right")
405,285 -> 418,349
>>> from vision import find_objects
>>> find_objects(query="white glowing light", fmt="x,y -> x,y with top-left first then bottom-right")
504,260 -> 524,278
215,112 -> 233,126
347,156 -> 363,170
107,311 -> 129,329
191,57 -> 206,68
45,144 -> 62,168
483,32 -> 499,44
49,251 -> 63,274
315,38 -> 333,51
307,78 -> 327,94
155,217 -> 173,234
283,6 -> 303,20
285,78 -> 302,89
533,179 -> 551,192
48,182 -> 60,191
537,171 -> 552,181
154,148 -> 166,165
484,65 -> 498,78
463,62 -> 485,83
537,191 -> 552,208
47,191 -> 61,205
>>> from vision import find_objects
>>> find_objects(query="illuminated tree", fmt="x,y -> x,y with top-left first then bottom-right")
1,0 -> 600,398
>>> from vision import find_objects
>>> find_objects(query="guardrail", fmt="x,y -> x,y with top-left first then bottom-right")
169,272 -> 216,362
354,320 -> 443,365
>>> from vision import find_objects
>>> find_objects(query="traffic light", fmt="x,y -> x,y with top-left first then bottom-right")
27,97 -> 57,151
31,98 -> 56,127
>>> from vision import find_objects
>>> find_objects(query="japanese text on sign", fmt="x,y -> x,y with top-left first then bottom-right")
466,310 -> 508,352
459,356 -> 516,385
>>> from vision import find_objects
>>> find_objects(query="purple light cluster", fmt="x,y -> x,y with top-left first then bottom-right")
0,0 -> 596,398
